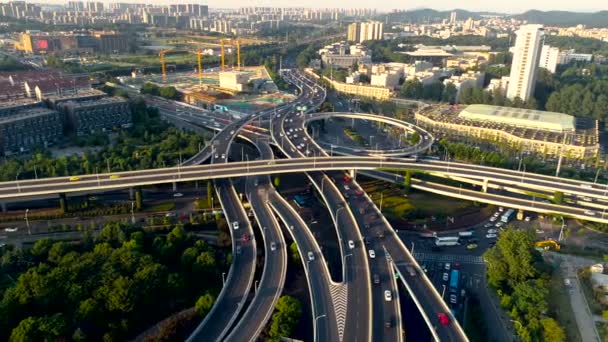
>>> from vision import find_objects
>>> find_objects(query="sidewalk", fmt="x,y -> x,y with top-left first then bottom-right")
546,252 -> 601,342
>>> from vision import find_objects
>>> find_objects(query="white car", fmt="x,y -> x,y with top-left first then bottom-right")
489,216 -> 497,222
173,192 -> 183,198
307,251 -> 315,261
486,233 -> 498,239
270,242 -> 277,251
344,185 -> 350,191
232,221 -> 240,230
4,227 -> 17,232
499,207 -> 504,212
442,272 -> 449,281
384,290 -> 392,301
348,240 -> 355,249
524,216 -> 531,222
450,294 -> 457,304
445,263 -> 451,270
495,222 -> 504,228
368,249 -> 376,258
487,229 -> 498,234
584,210 -> 596,216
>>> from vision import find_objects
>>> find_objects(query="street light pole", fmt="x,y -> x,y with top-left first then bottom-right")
315,314 -> 327,342
222,272 -> 226,285
131,201 -> 135,224
25,209 -> 30,235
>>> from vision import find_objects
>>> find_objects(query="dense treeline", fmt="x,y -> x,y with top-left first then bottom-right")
0,223 -> 227,341
0,99 -> 206,181
140,83 -> 181,100
484,229 -> 566,342
399,78 -> 457,103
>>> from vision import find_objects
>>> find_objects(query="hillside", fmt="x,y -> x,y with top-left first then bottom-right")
511,10 -> 608,28
384,8 -> 608,28
384,9 -> 488,23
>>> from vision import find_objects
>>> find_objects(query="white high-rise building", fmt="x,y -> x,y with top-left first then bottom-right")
507,24 -> 545,101
450,11 -> 457,24
539,45 -> 559,73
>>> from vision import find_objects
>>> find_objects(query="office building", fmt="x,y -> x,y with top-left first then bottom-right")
450,11 -> 457,24
59,96 -> 131,136
558,49 -> 593,64
0,103 -> 63,154
347,22 -> 360,42
539,45 -> 559,73
506,25 -> 545,101
347,21 -> 383,43
318,42 -> 372,68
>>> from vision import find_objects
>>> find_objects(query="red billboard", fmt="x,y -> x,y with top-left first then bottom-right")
35,39 -> 48,50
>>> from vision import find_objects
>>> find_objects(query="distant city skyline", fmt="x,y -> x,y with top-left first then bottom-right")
37,1 -> 605,14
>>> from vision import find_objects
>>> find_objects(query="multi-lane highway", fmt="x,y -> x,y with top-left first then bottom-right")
2,157 -> 606,223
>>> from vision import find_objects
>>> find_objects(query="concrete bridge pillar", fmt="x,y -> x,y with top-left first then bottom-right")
173,182 -> 177,192
482,179 -> 489,193
1,202 -> 6,212
129,187 -> 134,200
349,169 -> 356,179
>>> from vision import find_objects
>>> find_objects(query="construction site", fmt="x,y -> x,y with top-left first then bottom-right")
119,38 -> 294,113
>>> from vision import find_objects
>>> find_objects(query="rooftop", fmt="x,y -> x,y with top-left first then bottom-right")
459,104 -> 575,132
0,107 -> 59,124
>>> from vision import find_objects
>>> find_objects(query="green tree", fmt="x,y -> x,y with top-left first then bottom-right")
141,83 -> 160,96
195,293 -> 215,317
553,191 -> 564,204
484,228 -> 538,288
159,86 -> 180,100
135,188 -> 143,210
404,169 -> 412,191
268,296 -> 302,340
289,242 -> 300,265
541,317 -> 566,342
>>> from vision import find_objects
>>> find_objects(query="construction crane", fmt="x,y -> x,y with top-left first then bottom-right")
160,48 -> 168,82
219,38 -> 242,72
160,48 -> 205,85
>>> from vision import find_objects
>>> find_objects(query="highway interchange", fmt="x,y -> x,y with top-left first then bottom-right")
3,69 -> 607,342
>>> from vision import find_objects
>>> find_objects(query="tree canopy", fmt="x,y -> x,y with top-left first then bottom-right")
0,223 -> 228,341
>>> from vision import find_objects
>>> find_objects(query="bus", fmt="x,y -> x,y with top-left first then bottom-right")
435,236 -> 460,246
501,209 -> 515,223
449,269 -> 460,292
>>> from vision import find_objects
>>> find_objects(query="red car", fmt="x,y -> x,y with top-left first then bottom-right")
355,189 -> 364,197
438,313 -> 450,326
343,176 -> 351,183
241,234 -> 250,242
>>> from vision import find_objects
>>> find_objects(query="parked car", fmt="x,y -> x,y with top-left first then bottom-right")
442,272 -> 449,281
368,249 -> 376,258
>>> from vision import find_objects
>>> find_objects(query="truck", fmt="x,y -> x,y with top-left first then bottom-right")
501,209 -> 515,223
